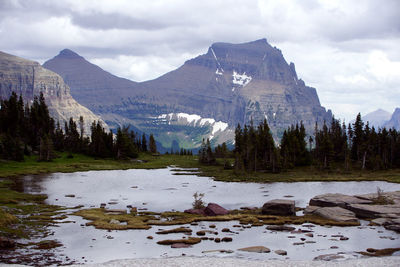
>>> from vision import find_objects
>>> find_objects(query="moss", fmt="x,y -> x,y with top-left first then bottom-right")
0,207 -> 18,227
358,247 -> 400,257
74,208 -> 153,230
157,237 -> 201,245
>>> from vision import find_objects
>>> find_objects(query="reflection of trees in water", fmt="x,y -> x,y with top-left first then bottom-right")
11,175 -> 48,194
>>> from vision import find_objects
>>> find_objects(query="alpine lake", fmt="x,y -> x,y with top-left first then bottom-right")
7,167 -> 400,265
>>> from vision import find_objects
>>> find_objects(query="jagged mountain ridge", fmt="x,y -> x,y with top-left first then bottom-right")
44,39 -> 332,148
384,108 -> 400,130
0,51 -> 109,134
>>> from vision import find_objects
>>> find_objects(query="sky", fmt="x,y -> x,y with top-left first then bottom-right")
0,0 -> 399,122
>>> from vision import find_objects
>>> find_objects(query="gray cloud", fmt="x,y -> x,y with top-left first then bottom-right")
0,0 -> 399,121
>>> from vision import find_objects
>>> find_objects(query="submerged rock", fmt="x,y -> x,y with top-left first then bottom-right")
266,225 -> 295,231
262,199 -> 295,216
314,253 -> 345,261
274,249 -> 287,256
238,246 -> 271,253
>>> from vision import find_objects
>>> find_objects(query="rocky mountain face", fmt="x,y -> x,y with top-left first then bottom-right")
384,108 -> 400,130
44,39 -> 331,149
0,51 -> 108,134
361,109 -> 391,128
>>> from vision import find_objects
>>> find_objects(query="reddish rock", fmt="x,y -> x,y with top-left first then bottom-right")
184,208 -> 206,216
204,203 -> 229,216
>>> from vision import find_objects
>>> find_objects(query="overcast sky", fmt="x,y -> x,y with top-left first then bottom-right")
0,0 -> 399,122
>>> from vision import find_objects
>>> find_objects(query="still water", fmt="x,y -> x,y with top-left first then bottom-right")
17,168 -> 400,264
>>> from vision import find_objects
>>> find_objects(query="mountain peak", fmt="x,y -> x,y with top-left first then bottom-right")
58,49 -> 83,59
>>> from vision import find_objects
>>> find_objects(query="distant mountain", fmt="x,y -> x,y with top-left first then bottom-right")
44,39 -> 332,149
361,109 -> 391,128
384,108 -> 400,130
0,51 -> 108,134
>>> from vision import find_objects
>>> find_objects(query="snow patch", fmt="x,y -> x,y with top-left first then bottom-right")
232,70 -> 252,87
211,47 -> 224,72
158,112 -> 229,139
215,69 -> 223,75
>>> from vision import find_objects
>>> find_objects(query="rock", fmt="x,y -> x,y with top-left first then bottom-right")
304,206 -> 320,214
100,203 -> 106,208
221,237 -> 232,242
130,207 -> 137,213
171,243 -> 191,248
109,219 -> 120,224
204,203 -> 229,216
330,246 -> 339,249
214,238 -> 221,243
65,194 -> 75,198
305,233 -> 314,237
209,224 -> 216,228
347,203 -> 400,219
309,193 -> 372,208
385,224 -> 400,233
0,237 -> 16,249
262,199 -> 295,216
238,246 -> 271,253
313,206 -> 359,223
275,250 -> 287,256
356,191 -> 400,204
266,225 -> 296,231
147,236 -> 153,240
221,228 -> 230,232
340,237 -> 349,241
184,208 -> 206,216
314,254 -> 345,261
306,241 -> 316,244
293,242 -> 304,245
196,231 -> 206,236
371,218 -> 390,225
156,227 -> 192,235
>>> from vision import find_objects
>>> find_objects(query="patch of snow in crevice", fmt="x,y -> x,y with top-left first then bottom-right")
232,70 -> 252,87
262,53 -> 266,61
215,69 -> 223,75
210,47 -> 224,72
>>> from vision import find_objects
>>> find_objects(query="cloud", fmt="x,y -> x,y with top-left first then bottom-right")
0,0 -> 399,121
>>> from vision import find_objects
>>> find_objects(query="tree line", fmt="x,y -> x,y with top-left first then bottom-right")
0,93 -> 157,161
226,115 -> 400,172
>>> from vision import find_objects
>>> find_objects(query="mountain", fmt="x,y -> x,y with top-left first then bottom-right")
44,39 -> 331,148
0,51 -> 108,134
384,108 -> 400,130
361,109 -> 391,128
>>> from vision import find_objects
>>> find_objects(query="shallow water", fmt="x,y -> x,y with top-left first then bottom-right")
16,168 -> 400,264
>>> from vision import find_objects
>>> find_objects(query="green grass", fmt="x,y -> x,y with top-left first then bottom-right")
1,153 -> 400,183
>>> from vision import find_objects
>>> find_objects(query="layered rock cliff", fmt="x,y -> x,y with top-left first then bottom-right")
0,51 -> 108,134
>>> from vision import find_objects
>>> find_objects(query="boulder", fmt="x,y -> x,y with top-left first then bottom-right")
314,254 -> 345,261
238,246 -> 271,253
262,199 -> 295,216
313,206 -> 359,223
347,204 -> 400,219
309,193 -> 372,208
184,208 -> 206,216
304,206 -> 319,214
204,203 -> 229,216
171,243 -> 191,248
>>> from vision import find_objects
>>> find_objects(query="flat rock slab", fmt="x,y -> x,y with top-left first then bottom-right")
313,206 -> 359,223
262,199 -> 295,216
309,193 -> 372,208
238,246 -> 271,253
347,204 -> 400,219
356,191 -> 400,205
